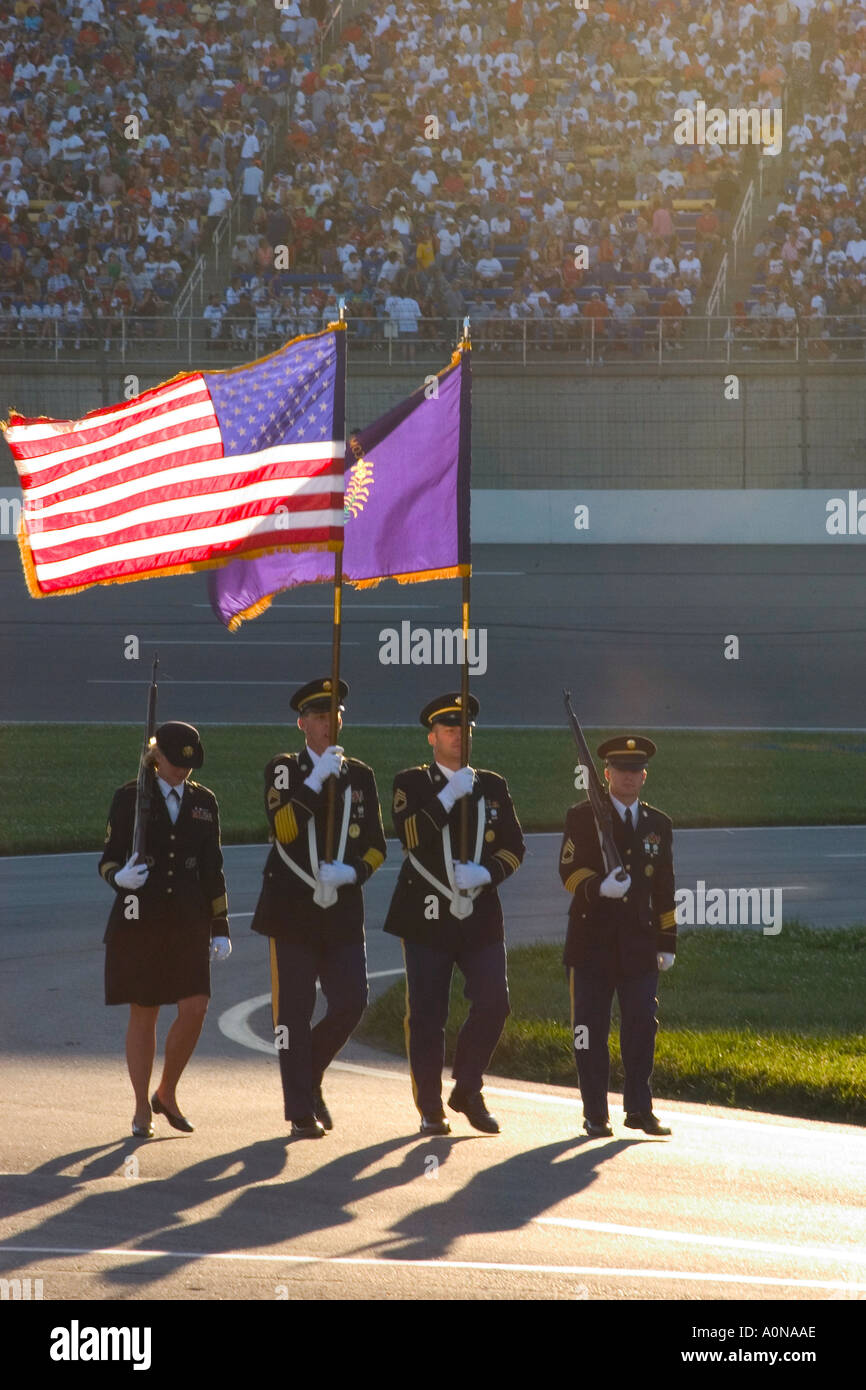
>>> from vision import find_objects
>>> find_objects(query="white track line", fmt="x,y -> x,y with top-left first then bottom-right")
0,1245 -> 863,1292
218,974 -> 407,1058
535,1217 -> 866,1265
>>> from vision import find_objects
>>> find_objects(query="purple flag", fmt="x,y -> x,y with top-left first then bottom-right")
209,347 -> 471,629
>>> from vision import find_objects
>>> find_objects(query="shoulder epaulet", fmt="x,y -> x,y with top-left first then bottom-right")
186,779 -> 214,798
266,751 -> 298,770
638,801 -> 671,823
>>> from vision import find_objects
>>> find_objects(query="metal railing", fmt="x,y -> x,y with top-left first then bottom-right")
731,180 -> 756,276
707,252 -> 728,317
173,256 -> 205,319
5,313 -> 865,368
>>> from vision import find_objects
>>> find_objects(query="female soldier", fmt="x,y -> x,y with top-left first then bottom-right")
99,722 -> 230,1137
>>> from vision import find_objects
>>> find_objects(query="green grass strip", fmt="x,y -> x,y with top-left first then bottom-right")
356,926 -> 866,1125
1,724 -> 864,855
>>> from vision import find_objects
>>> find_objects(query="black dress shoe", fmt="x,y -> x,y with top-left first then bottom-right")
419,1112 -> 451,1136
291,1115 -> 326,1139
624,1112 -> 671,1136
448,1087 -> 500,1134
313,1089 -> 333,1131
583,1117 -> 613,1138
131,1120 -> 154,1138
151,1091 -> 194,1133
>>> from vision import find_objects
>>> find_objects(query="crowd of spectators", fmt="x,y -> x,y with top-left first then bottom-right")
0,0 -> 301,348
739,5 -> 866,356
4,0 -> 866,359
212,0 -> 774,347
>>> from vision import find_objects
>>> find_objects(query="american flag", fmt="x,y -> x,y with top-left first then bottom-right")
3,327 -> 346,598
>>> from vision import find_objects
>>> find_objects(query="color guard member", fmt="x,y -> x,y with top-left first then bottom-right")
384,692 -> 525,1135
100,721 -> 230,1138
251,678 -> 386,1138
559,735 -> 677,1137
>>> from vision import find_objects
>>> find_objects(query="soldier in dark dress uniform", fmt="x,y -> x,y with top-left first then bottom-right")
384,692 -> 525,1135
559,735 -> 677,1138
251,677 -> 386,1139
99,721 -> 230,1138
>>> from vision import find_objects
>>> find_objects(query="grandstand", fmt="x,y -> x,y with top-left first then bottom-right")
1,0 -> 864,366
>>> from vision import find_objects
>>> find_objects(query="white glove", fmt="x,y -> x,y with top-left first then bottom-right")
114,853 -> 149,890
598,868 -> 631,899
453,861 -> 492,891
657,952 -> 675,972
210,936 -> 232,962
304,745 -> 344,793
318,861 -> 357,888
438,766 -> 474,812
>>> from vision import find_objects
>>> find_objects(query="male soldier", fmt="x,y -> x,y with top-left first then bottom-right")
559,735 -> 677,1138
252,678 -> 386,1139
100,722 -> 230,1137
384,692 -> 525,1135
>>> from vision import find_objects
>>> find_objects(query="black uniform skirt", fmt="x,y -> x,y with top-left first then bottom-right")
105,921 -> 211,1006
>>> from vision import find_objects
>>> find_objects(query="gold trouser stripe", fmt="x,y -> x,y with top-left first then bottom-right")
211,894 -> 228,917
565,867 -> 596,895
404,814 -> 418,850
401,941 -> 420,1113
494,849 -> 520,872
274,803 -> 298,844
100,861 -> 120,883
660,909 -> 677,930
362,847 -> 384,871
269,938 -> 280,1032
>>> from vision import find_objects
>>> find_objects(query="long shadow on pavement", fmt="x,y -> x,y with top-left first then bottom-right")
0,1133 -> 466,1289
349,1136 -> 638,1263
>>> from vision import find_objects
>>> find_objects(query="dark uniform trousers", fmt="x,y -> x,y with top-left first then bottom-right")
559,797 -> 677,1121
251,747 -> 386,1121
270,938 -> 368,1120
384,763 -> 525,1114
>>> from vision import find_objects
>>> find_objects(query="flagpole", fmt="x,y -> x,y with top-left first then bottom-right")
459,317 -> 471,866
325,299 -> 347,864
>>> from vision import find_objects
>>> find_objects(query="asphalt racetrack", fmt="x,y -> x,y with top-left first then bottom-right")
2,543 -> 865,727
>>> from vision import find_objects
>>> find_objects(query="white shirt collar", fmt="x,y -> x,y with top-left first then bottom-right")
610,794 -> 639,822
156,775 -> 185,801
435,761 -> 455,781
305,743 -> 321,765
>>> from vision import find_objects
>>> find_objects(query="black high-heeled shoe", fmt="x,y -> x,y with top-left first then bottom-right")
132,1120 -> 154,1138
151,1091 -> 194,1133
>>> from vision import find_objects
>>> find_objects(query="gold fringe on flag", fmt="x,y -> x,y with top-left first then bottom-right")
17,527 -> 342,600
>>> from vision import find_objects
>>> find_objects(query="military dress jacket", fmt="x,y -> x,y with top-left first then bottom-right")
99,777 -> 229,940
559,798 -> 676,975
384,763 -> 525,952
251,747 -> 386,946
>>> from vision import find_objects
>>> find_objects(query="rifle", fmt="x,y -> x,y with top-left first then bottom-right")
562,688 -> 627,882
132,654 -> 159,862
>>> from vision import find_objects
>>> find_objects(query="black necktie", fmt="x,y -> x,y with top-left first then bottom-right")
168,789 -> 180,822
624,806 -> 633,834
